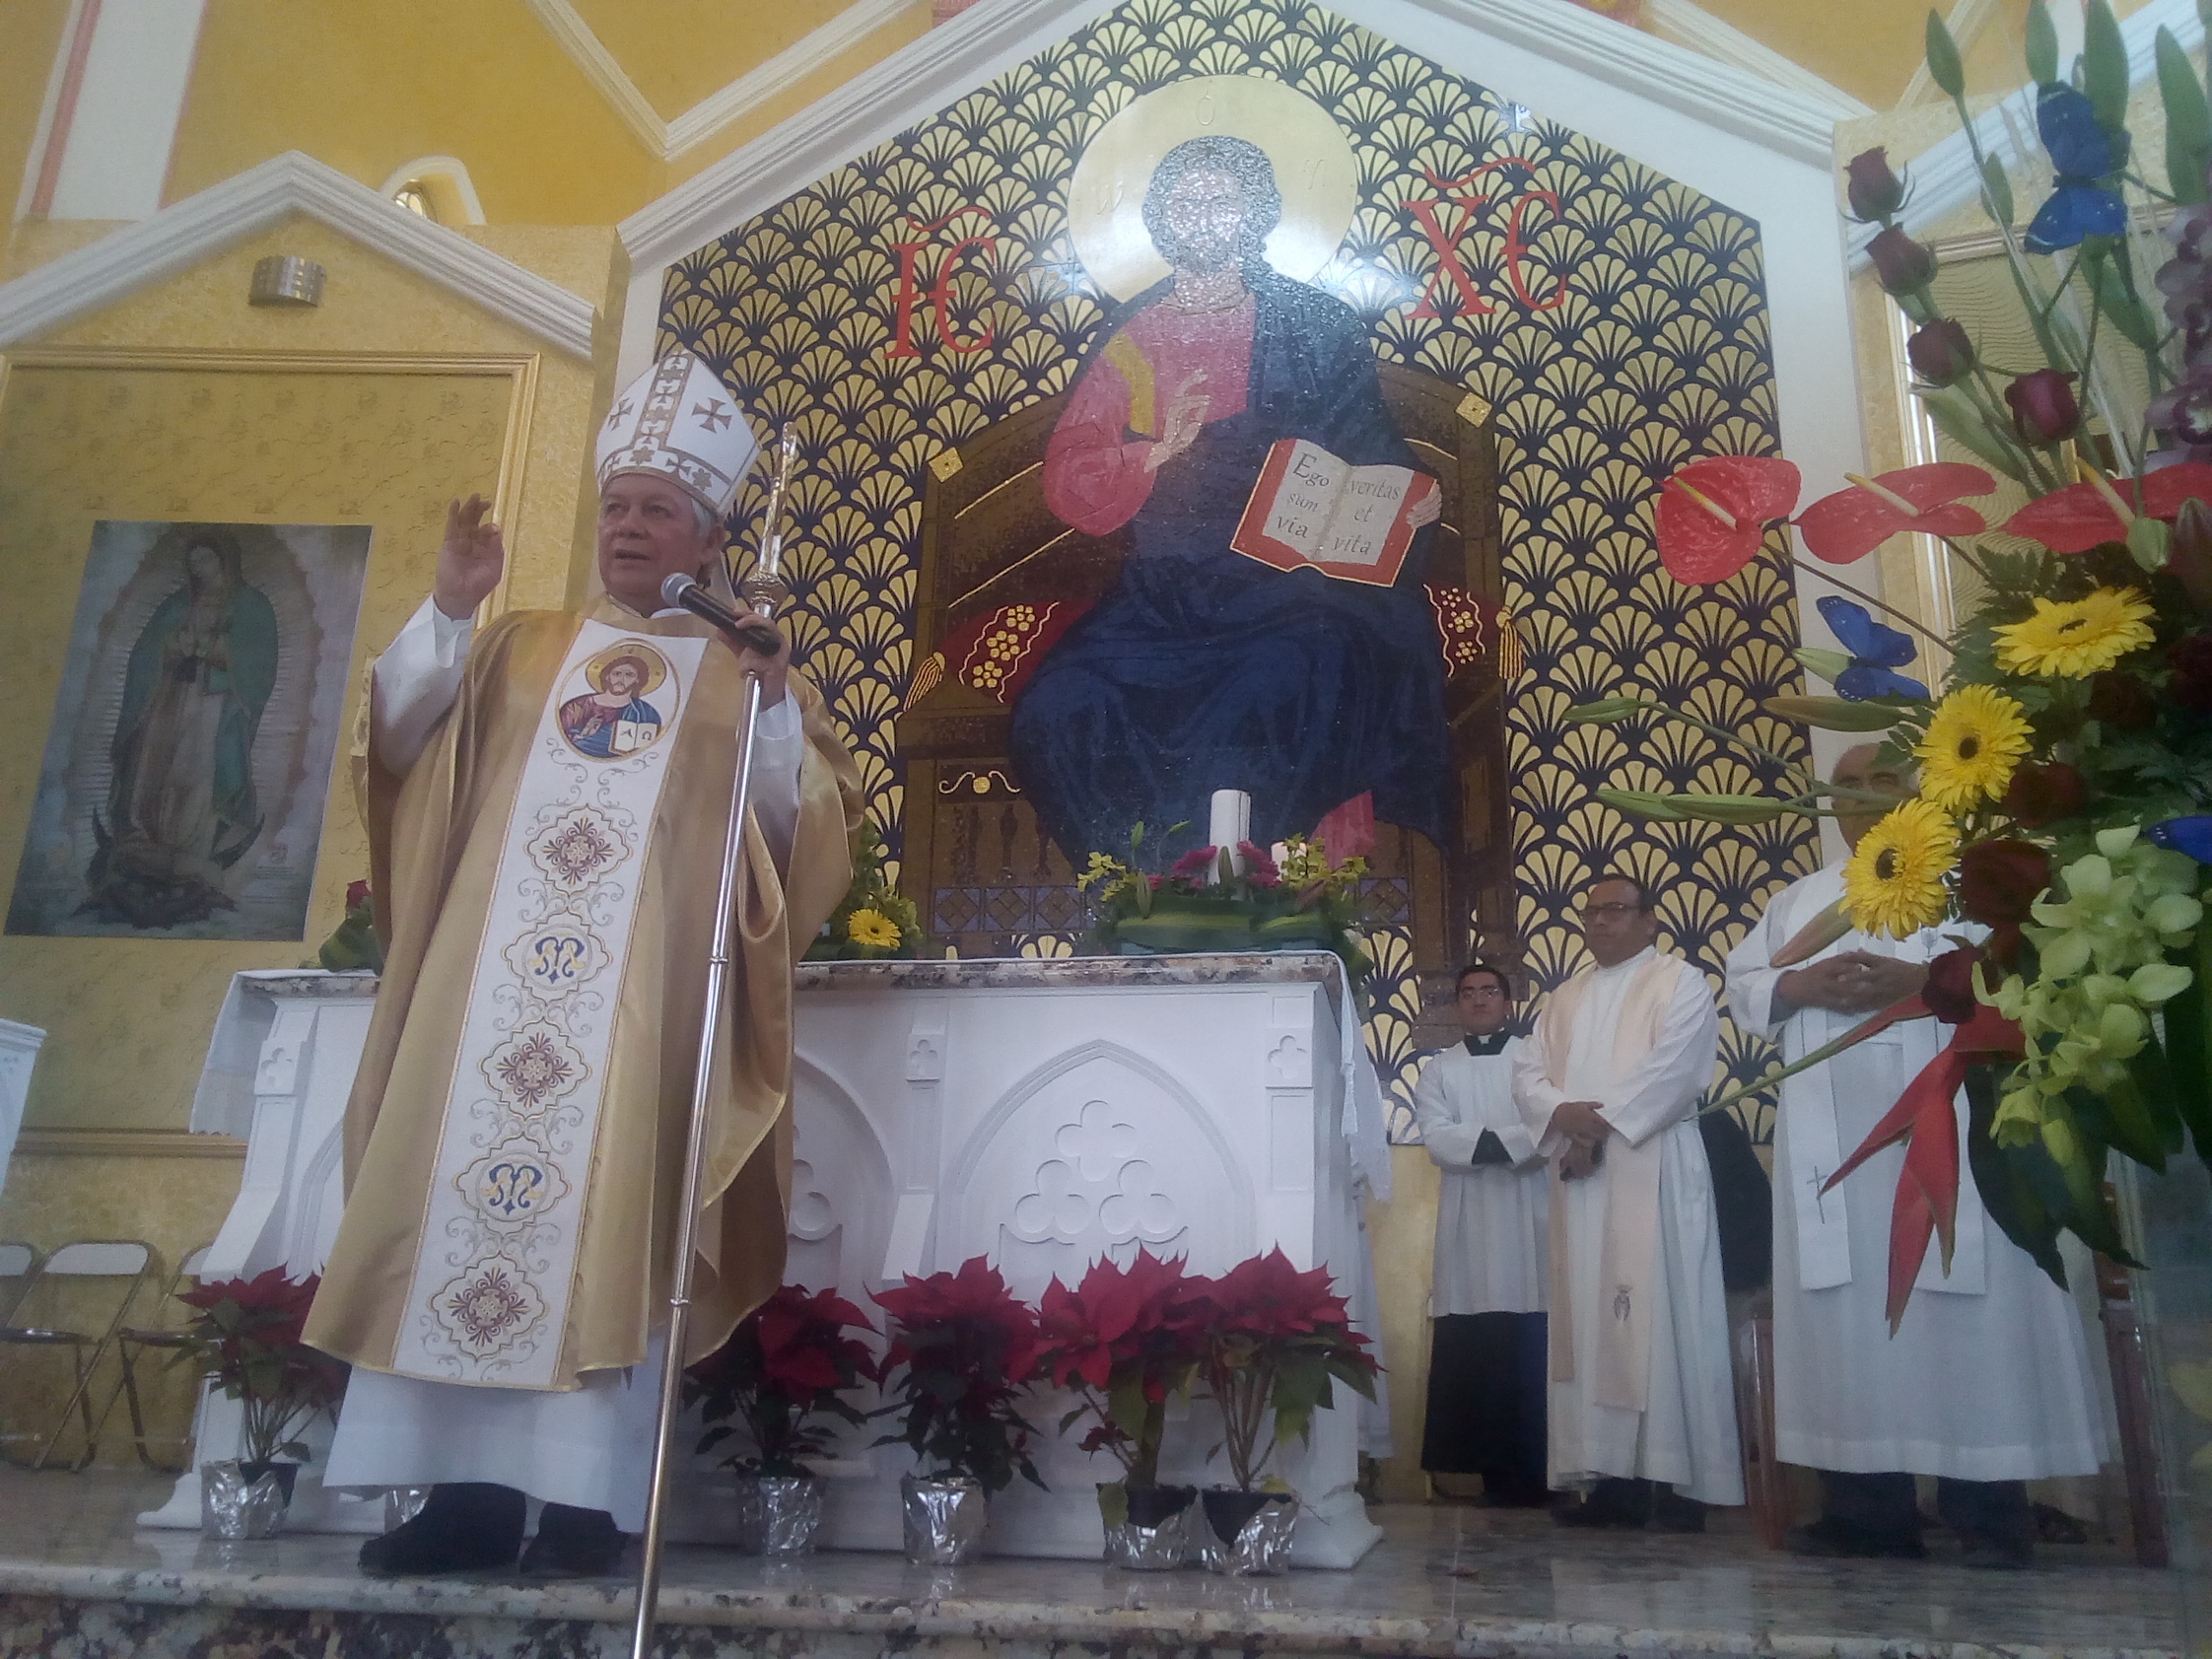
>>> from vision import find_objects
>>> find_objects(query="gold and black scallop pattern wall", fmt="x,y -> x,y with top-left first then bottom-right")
658,0 -> 1818,1138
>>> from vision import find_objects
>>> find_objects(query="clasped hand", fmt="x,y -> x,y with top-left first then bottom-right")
1778,951 -> 1926,1015
1551,1098 -> 1611,1182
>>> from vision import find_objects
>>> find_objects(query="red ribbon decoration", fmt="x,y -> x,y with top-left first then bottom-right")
1819,1000 -> 2024,1332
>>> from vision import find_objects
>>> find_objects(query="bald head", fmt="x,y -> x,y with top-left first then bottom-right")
1833,743 -> 1914,851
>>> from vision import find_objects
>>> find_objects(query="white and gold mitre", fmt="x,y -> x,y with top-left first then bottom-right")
594,348 -> 760,516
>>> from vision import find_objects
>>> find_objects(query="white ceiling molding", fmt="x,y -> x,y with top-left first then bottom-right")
1847,0 -> 2202,267
0,150 -> 596,356
522,0 -> 923,164
1643,0 -> 1871,121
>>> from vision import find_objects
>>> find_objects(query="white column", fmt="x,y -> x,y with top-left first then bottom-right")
43,0 -> 208,220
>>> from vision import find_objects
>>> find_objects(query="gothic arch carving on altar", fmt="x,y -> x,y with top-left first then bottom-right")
943,1036 -> 1252,1298
785,1053 -> 895,1299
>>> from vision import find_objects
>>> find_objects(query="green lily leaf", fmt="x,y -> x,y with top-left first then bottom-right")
1595,787 -> 1690,823
1764,695 -> 1910,732
1564,696 -> 1644,724
2025,0 -> 2059,85
1926,7 -> 1967,99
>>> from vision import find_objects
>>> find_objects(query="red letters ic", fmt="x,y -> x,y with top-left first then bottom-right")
886,207 -> 1000,359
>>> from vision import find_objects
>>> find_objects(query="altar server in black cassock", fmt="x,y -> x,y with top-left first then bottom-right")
1414,961 -> 1550,1506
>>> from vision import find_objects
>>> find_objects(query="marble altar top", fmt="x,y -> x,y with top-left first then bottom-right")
232,969 -> 380,1000
795,951 -> 1347,996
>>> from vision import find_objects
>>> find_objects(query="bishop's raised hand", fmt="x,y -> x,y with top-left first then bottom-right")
434,493 -> 506,620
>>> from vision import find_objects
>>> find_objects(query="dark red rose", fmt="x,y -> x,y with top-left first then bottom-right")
2171,633 -> 2212,715
1867,226 -> 1937,296
1906,320 -> 1975,387
1922,945 -> 1983,1025
1957,838 -> 2052,928
1846,147 -> 1907,222
2086,671 -> 2158,731
2002,761 -> 2088,828
345,880 -> 371,912
2005,369 -> 2082,444
2171,499 -> 2212,613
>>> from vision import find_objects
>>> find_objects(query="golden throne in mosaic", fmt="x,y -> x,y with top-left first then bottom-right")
896,362 -> 1512,982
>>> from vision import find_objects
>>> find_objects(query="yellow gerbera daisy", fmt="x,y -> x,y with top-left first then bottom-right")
1993,587 -> 2156,679
1915,683 -> 2032,811
847,907 -> 902,949
1841,798 -> 1960,939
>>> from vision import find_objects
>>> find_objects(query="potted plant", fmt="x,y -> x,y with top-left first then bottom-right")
1193,1247 -> 1378,1574
804,822 -> 922,960
871,1255 -> 1045,1563
1035,1249 -> 1210,1568
172,1268 -> 348,1538
684,1283 -> 880,1554
1077,824 -> 1376,991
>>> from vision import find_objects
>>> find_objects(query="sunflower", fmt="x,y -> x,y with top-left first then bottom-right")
1842,798 -> 1960,938
846,907 -> 903,949
1915,683 -> 2032,810
1993,588 -> 2156,679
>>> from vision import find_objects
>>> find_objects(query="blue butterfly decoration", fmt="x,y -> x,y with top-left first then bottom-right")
2147,816 -> 2212,863
2023,84 -> 2129,255
1818,596 -> 1929,701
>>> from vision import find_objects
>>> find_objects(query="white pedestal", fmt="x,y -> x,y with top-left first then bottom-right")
0,1018 -> 45,1202
142,955 -> 1387,1565
139,969 -> 383,1533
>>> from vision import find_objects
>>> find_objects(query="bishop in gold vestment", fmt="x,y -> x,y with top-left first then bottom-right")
306,351 -> 862,1578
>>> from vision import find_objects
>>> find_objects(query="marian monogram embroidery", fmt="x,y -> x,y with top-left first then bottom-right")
396,620 -> 707,1386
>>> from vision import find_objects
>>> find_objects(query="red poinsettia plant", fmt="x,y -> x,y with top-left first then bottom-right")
172,1268 -> 348,1468
1195,1247 -> 1377,1491
872,1255 -> 1046,1493
1033,1249 -> 1210,1491
683,1283 -> 880,1478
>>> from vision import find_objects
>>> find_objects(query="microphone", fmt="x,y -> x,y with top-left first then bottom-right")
661,573 -> 779,652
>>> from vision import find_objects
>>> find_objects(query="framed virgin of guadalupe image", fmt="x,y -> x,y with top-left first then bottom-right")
5,518 -> 372,941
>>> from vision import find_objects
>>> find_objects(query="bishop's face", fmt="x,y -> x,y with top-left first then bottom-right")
596,474 -> 718,616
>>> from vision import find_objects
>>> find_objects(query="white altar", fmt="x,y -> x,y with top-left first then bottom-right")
148,954 -> 1389,1567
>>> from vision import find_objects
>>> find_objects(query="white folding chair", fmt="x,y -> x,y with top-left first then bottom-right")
0,1240 -> 154,1470
0,1243 -> 42,1326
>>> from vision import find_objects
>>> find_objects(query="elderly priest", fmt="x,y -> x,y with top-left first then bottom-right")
1725,744 -> 2107,1568
1515,874 -> 1743,1529
305,349 -> 863,1578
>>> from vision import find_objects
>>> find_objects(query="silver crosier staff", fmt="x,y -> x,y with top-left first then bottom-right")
629,423 -> 801,1659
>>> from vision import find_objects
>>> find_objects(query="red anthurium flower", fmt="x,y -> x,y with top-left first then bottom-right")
1794,464 -> 1993,564
1654,455 -> 1802,584
2004,461 -> 2212,553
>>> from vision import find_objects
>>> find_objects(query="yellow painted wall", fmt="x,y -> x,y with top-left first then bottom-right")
572,0 -> 871,120
164,0 -> 660,224
0,0 -> 73,224
0,216 -> 607,1135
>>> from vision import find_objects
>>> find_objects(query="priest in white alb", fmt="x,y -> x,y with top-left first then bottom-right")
305,349 -> 863,1578
1514,873 -> 1742,1528
1725,743 -> 2107,1568
1415,960 -> 1550,1507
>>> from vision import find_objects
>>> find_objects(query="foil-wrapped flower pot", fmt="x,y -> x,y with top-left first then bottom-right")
1099,1482 -> 1196,1570
1197,1489 -> 1298,1575
733,1473 -> 825,1554
901,1473 -> 987,1565
200,1459 -> 292,1540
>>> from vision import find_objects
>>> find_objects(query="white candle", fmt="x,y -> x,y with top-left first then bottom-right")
1207,789 -> 1250,880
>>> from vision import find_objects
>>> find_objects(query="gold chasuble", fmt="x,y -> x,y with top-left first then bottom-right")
305,597 -> 861,1391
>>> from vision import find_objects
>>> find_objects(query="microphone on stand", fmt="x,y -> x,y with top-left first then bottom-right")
660,572 -> 779,653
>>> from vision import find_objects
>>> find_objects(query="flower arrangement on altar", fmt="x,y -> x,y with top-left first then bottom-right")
685,1283 -> 880,1478
804,822 -> 920,960
871,1255 -> 1047,1495
1580,0 -> 2212,1323
1075,824 -> 1376,990
172,1268 -> 348,1479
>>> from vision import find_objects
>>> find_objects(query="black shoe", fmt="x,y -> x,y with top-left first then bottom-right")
1649,1488 -> 1707,1534
519,1503 -> 626,1579
1786,1514 -> 1927,1560
359,1484 -> 525,1578
1958,1531 -> 2033,1570
1554,1478 -> 1651,1529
